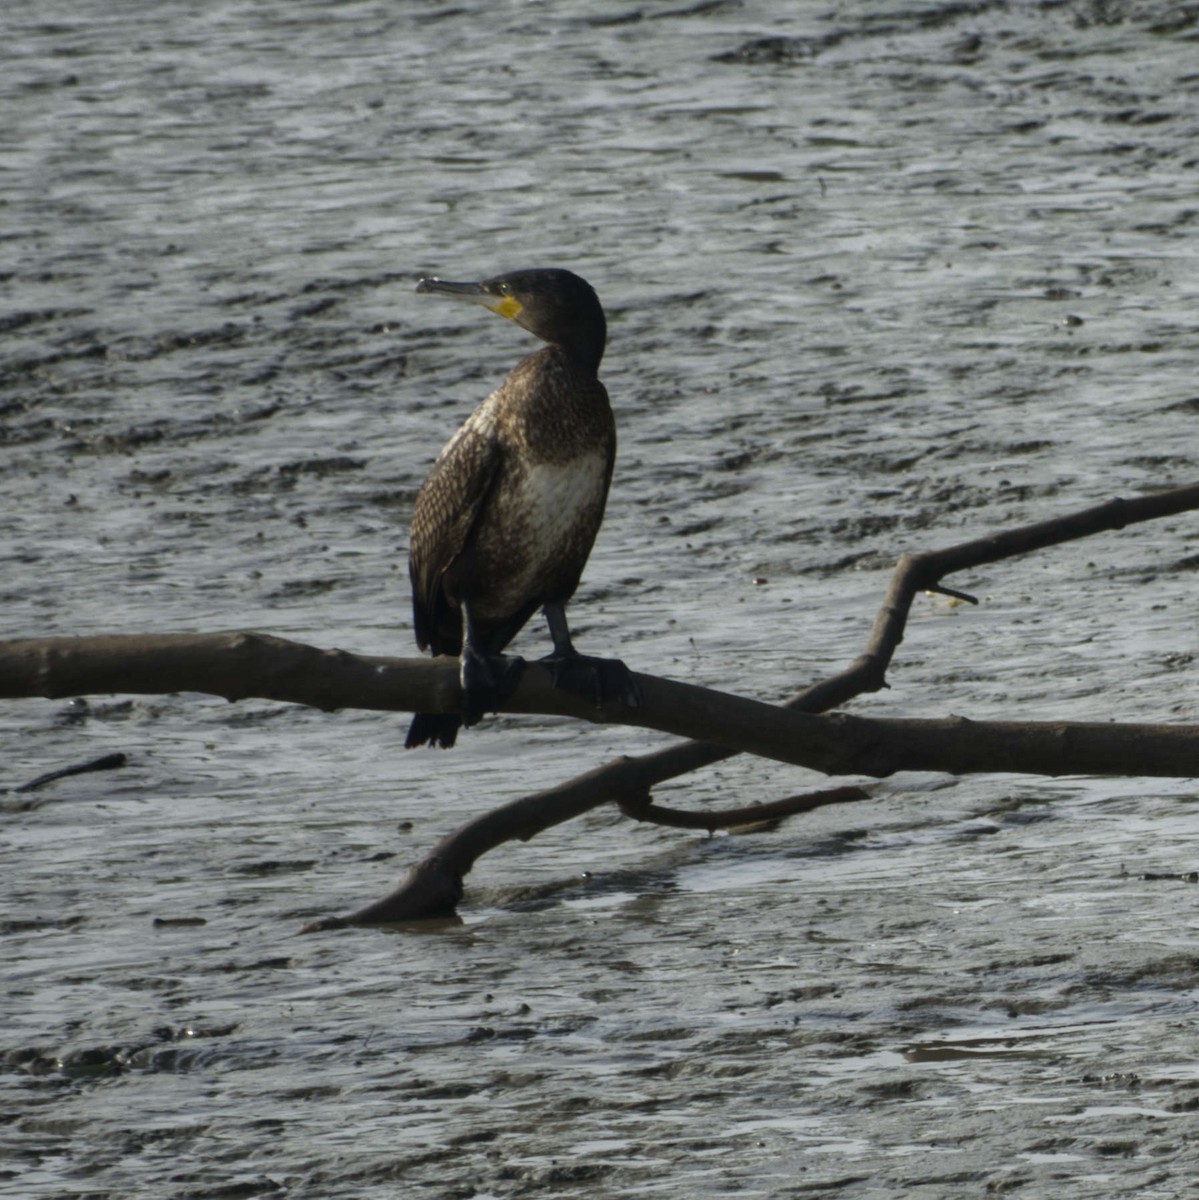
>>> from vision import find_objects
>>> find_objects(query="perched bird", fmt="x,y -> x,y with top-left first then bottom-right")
405,267 -> 641,749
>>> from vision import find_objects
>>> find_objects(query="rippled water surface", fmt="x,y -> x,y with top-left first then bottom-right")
4,1 -> 1199,1196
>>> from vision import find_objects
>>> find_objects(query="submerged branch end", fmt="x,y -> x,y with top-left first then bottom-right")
620,785 -> 872,833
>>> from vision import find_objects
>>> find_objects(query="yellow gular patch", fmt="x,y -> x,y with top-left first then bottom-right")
488,295 -> 524,321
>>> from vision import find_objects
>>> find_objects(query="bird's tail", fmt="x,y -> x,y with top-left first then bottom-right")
405,712 -> 462,750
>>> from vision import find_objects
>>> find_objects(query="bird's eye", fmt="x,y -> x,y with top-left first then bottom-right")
496,282 -> 512,297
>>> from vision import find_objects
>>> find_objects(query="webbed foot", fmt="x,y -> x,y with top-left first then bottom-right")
461,645 -> 526,727
537,653 -> 642,710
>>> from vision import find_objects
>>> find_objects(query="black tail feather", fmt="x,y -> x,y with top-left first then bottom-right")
405,712 -> 462,750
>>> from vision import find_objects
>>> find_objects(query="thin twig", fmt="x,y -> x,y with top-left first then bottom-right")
11,752 -> 128,794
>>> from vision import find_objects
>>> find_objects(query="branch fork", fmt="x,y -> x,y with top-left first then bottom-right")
4,483 -> 1199,927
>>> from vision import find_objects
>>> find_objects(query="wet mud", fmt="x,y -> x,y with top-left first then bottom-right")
4,0 -> 1199,1196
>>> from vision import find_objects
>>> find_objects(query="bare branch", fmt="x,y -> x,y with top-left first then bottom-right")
5,482 -> 1199,928
4,634 -> 1198,780
302,481 -> 1199,927
618,785 -> 872,832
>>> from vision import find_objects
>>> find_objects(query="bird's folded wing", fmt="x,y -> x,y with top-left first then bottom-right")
408,423 -> 502,652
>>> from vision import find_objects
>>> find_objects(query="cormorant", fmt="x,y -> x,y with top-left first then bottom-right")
405,267 -> 641,749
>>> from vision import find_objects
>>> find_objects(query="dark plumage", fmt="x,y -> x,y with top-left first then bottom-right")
405,268 -> 640,749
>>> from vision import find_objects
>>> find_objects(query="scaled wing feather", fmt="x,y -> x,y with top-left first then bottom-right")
409,424 -> 502,654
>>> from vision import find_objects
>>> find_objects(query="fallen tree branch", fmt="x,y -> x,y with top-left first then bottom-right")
3,635 -> 1199,778
302,481 -> 1199,927
4,482 -> 1199,927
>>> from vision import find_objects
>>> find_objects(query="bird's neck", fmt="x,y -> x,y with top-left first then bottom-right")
498,347 -> 613,462
550,334 -> 604,376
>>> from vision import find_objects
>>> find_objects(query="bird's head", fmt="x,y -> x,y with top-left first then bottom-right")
416,267 -> 606,371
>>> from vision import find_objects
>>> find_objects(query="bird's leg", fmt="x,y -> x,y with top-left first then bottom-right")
459,601 -> 526,727
543,601 -> 579,659
536,602 -> 642,709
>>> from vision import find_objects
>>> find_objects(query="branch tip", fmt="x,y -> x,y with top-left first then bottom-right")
926,583 -> 979,605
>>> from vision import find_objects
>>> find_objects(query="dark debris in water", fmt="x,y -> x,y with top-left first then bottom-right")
227,859 -> 317,877
713,34 -> 844,65
0,914 -> 87,936
712,0 -> 1041,66
265,577 -> 343,599
11,751 -> 128,795
4,1020 -> 241,1082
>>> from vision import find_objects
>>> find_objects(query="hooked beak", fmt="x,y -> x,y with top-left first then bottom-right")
415,276 -> 523,321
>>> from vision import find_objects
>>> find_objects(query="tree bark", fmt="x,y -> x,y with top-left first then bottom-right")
4,633 -> 1198,779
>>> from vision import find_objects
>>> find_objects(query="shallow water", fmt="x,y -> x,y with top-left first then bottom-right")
4,0 -> 1199,1196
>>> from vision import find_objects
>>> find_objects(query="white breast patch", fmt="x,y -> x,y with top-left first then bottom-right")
487,449 -> 609,608
517,452 -> 608,545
